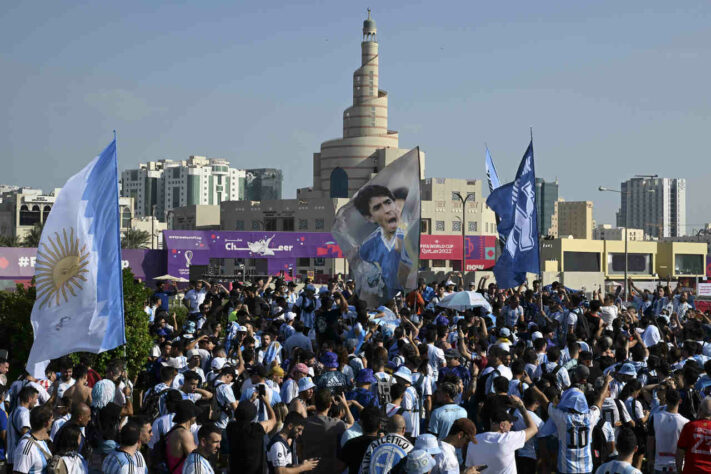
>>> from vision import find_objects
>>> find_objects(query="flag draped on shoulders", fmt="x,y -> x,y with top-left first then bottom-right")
486,141 -> 539,289
27,138 -> 125,377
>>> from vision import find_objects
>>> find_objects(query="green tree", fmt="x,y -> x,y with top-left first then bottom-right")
0,234 -> 21,247
121,228 -> 151,249
22,222 -> 44,247
0,268 -> 153,380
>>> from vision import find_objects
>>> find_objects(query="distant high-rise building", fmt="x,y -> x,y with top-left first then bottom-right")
121,156 -> 249,220
616,177 -> 686,238
535,178 -> 558,237
556,201 -> 594,239
244,169 -> 283,201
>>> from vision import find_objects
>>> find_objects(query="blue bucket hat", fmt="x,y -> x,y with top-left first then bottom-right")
355,368 -> 377,385
320,351 -> 339,369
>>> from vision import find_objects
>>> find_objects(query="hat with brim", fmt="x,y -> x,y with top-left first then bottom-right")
320,351 -> 339,369
393,366 -> 412,384
161,358 -> 182,369
355,368 -> 377,385
405,450 -> 436,474
298,377 -> 316,392
414,434 -> 442,455
618,363 -> 637,376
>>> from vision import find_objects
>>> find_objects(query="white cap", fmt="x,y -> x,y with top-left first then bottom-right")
186,349 -> 201,359
211,357 -> 226,371
531,331 -> 544,341
285,312 -> 297,321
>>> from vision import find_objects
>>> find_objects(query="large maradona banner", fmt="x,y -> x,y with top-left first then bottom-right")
331,148 -> 421,307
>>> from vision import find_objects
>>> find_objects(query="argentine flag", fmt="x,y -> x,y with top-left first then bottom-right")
27,138 -> 125,377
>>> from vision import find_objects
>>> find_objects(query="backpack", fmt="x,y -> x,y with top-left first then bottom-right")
142,388 -> 169,421
591,417 -> 612,469
680,388 -> 701,421
209,382 -> 232,422
149,425 -> 185,473
474,368 -> 500,404
573,308 -> 591,340
47,455 -> 70,474
376,375 -> 394,407
541,363 -> 563,388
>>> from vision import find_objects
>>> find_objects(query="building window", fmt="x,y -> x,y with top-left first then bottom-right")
297,258 -> 310,267
282,217 -> 294,231
421,219 -> 431,234
121,208 -> 131,229
298,219 -> 308,230
451,192 -> 460,201
314,258 -> 325,267
468,222 -> 477,232
235,220 -> 245,230
452,220 -> 461,232
330,168 -> 348,198
315,218 -> 325,230
251,221 -> 262,230
265,218 -> 277,231
432,259 -> 447,268
435,220 -> 445,231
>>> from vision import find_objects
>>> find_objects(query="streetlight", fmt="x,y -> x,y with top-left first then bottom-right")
598,186 -> 629,301
452,192 -> 475,279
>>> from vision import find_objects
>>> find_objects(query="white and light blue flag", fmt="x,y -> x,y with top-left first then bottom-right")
486,141 -> 540,289
27,138 -> 125,377
485,147 -> 501,193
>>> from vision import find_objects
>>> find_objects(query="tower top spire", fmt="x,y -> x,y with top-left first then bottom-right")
363,9 -> 376,40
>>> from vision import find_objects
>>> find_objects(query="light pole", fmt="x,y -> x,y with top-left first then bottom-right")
599,186 -> 629,301
452,192 -> 475,279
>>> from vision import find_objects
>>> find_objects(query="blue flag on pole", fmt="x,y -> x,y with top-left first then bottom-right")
485,141 -> 539,289
27,138 -> 125,377
485,147 -> 501,193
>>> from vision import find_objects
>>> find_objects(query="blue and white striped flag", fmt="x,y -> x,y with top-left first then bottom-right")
27,138 -> 125,377
485,147 -> 501,193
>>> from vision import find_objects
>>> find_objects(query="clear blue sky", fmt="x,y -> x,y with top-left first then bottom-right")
2,1 -> 710,230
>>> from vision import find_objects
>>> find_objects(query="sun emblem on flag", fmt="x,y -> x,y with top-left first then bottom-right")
34,228 -> 90,309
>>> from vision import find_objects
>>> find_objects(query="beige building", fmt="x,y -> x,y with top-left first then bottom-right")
0,187 -> 134,241
593,224 -> 645,241
556,201 -> 593,239
170,205 -> 221,230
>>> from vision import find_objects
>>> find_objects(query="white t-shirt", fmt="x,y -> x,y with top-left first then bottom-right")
433,440 -> 459,474
651,410 -> 688,470
600,305 -> 618,330
60,453 -> 88,474
56,378 -> 76,399
7,406 -> 31,464
427,344 -> 446,379
267,436 -> 292,468
642,325 -> 661,347
465,430 -> 526,474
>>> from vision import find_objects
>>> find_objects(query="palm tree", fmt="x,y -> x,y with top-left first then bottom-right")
122,228 -> 151,249
0,234 -> 21,247
22,222 -> 44,247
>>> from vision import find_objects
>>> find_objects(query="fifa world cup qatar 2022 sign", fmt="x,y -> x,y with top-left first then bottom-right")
163,230 -> 496,278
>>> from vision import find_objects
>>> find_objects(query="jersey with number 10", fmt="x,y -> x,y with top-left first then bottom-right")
548,403 -> 601,474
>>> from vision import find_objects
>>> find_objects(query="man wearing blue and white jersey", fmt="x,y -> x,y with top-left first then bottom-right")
102,422 -> 148,474
12,405 -> 53,474
428,382 -> 467,440
512,388 -> 545,472
354,185 -> 413,302
549,375 -> 612,474
6,385 -> 38,467
183,424 -> 222,474
594,427 -> 641,474
213,367 -> 239,431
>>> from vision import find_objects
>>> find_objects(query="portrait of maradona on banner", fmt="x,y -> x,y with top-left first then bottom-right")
331,148 -> 421,307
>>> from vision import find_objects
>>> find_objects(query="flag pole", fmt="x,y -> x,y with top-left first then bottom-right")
114,129 -> 127,360
529,127 -> 543,295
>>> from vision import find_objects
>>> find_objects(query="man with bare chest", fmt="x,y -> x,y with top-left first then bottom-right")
63,364 -> 92,407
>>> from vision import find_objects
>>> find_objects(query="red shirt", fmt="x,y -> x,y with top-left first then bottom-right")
86,368 -> 101,388
678,419 -> 711,473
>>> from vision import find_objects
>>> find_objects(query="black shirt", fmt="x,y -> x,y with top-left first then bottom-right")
227,420 -> 266,474
338,435 -> 380,474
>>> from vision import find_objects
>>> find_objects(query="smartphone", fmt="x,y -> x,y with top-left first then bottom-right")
258,385 -> 266,397
475,465 -> 488,472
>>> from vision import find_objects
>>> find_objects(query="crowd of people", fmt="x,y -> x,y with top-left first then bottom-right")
1,273 -> 711,473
